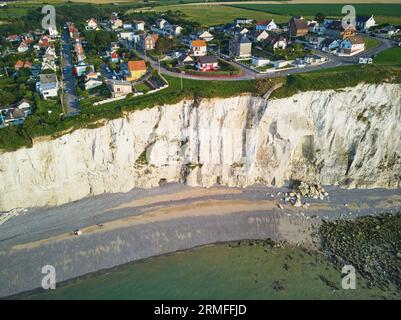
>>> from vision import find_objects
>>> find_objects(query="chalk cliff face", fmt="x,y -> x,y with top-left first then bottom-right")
0,83 -> 400,211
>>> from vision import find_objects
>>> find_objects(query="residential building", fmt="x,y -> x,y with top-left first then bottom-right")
108,79 -> 132,98
252,57 -> 270,67
235,18 -> 253,25
319,37 -> 341,52
110,51 -> 120,63
134,20 -> 145,31
177,54 -> 195,66
119,31 -> 136,42
256,19 -> 277,31
111,18 -> 123,30
74,41 -> 85,62
0,100 -> 32,127
14,60 -> 24,70
38,73 -> 59,99
198,31 -> 214,42
230,35 -> 252,58
339,36 -> 365,55
126,60 -> 147,81
85,78 -> 103,90
250,30 -> 269,42
48,26 -> 59,38
289,17 -> 309,37
156,18 -> 168,29
6,34 -> 20,42
141,33 -> 159,50
191,39 -> 207,56
86,18 -> 98,30
123,23 -> 133,30
68,23 -> 80,40
356,15 -> 377,31
324,20 -> 356,39
74,62 -> 93,77
266,34 -> 287,50
17,41 -> 29,53
196,56 -> 219,72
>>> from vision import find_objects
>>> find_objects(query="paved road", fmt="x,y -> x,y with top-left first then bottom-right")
135,36 -> 396,81
61,30 -> 80,116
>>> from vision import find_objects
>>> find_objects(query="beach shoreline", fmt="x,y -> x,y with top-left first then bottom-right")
1,183 -> 400,298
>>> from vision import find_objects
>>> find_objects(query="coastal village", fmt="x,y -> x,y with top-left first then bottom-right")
0,7 -> 400,127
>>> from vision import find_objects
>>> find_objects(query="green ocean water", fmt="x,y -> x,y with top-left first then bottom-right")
24,241 -> 399,300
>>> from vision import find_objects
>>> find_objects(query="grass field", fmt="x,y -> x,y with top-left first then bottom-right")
375,47 -> 401,66
228,3 -> 401,25
151,4 -> 296,25
364,36 -> 381,50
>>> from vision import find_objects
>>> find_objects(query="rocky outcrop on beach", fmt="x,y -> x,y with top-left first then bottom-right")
0,83 -> 400,211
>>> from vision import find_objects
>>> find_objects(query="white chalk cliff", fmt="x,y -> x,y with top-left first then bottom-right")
0,83 -> 400,211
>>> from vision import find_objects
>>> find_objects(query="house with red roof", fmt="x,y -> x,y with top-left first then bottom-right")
256,19 -> 277,31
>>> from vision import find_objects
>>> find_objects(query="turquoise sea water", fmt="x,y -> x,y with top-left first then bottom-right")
24,242 -> 399,300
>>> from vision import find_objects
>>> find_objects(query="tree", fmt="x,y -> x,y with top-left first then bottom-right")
315,12 -> 325,23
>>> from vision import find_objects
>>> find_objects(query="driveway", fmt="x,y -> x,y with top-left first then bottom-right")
61,29 -> 80,116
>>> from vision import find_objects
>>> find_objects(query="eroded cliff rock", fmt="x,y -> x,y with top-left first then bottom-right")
0,83 -> 400,210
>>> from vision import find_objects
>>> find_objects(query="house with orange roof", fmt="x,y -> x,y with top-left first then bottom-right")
191,39 -> 207,56
126,60 -> 147,81
14,60 -> 24,70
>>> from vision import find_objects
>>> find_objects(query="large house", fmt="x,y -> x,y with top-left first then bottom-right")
319,38 -> 341,52
126,60 -> 147,81
324,20 -> 356,39
229,35 -> 252,58
141,33 -> 158,50
191,40 -> 207,56
289,17 -> 309,37
196,56 -> 219,72
256,19 -> 277,31
266,35 -> 288,50
38,73 -> 59,99
108,79 -> 132,98
339,36 -> 365,55
0,100 -> 32,127
356,15 -> 377,31
74,41 -> 85,62
235,18 -> 253,25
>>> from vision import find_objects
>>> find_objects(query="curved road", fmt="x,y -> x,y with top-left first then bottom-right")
137,36 -> 396,81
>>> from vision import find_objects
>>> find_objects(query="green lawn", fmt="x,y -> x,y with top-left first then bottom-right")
374,47 -> 401,66
364,37 -> 381,51
152,4 -> 295,26
228,3 -> 401,25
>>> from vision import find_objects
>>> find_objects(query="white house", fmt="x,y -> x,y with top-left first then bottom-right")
172,25 -> 183,35
38,73 -> 59,99
85,78 -> 103,90
119,31 -> 136,41
252,57 -> 270,67
86,18 -> 98,30
235,18 -> 253,25
48,26 -> 59,38
198,31 -> 214,42
356,15 -> 377,31
17,41 -> 29,53
256,19 -> 277,31
340,36 -> 365,55
251,30 -> 269,42
156,18 -> 168,29
134,20 -> 145,31
191,39 -> 207,56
